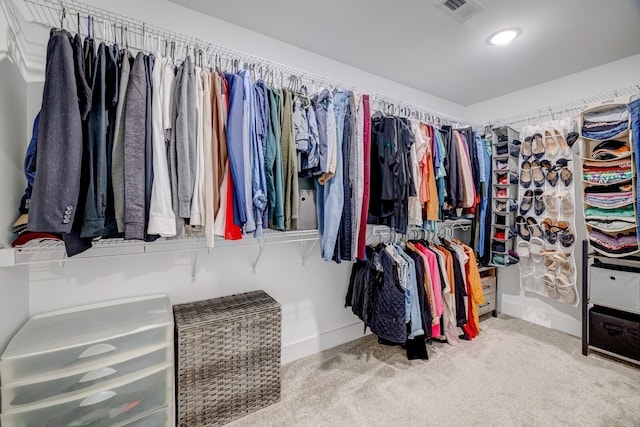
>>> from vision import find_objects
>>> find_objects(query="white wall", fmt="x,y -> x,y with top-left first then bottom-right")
466,53 -> 640,337
0,7 -> 30,352
466,54 -> 640,124
0,0 -> 466,361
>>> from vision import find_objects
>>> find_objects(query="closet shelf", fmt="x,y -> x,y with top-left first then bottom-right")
0,229 -> 320,268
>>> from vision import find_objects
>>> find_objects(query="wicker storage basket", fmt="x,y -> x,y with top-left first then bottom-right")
173,291 -> 281,427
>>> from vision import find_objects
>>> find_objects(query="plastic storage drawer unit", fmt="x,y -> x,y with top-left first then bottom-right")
2,365 -> 173,427
0,295 -> 175,426
2,346 -> 170,409
589,305 -> 640,361
1,296 -> 174,384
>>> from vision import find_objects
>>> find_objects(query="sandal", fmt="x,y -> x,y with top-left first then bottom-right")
531,160 -> 545,187
559,260 -> 574,277
542,219 -> 560,244
530,237 -> 544,261
520,189 -> 533,215
540,159 -> 558,186
518,241 -> 532,267
517,240 -> 531,258
516,215 -> 530,241
522,136 -> 533,160
520,161 -> 532,188
554,128 -> 570,156
556,274 -> 577,304
557,221 -> 575,248
534,189 -> 545,216
556,158 -> 573,187
544,251 -> 560,271
533,133 -> 545,159
527,217 -> 543,239
544,130 -> 559,157
543,191 -> 559,215
559,192 -> 574,216
544,273 -> 560,299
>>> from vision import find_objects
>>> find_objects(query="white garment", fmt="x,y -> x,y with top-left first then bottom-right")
351,94 -> 365,260
202,72 -> 215,248
433,248 -> 460,346
214,167 -> 229,237
408,119 -> 428,226
190,67 -> 205,226
147,53 -> 176,237
161,58 -> 175,133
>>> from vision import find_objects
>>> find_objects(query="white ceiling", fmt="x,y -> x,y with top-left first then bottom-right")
170,0 -> 640,106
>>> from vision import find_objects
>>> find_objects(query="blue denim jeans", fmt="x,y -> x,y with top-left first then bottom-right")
582,121 -> 628,140
317,90 -> 347,261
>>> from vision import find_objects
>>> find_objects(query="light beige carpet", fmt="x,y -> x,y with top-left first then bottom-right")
228,315 -> 640,427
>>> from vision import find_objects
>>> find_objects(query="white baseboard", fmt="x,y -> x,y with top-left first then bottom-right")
281,322 -> 369,365
500,299 -> 581,337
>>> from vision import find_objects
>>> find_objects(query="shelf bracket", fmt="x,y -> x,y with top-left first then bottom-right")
301,240 -> 318,266
251,240 -> 266,274
190,250 -> 199,284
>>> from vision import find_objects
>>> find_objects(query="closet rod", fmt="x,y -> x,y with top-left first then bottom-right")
371,92 -> 469,127
23,0 -> 357,91
488,85 -> 640,128
21,0 -> 464,127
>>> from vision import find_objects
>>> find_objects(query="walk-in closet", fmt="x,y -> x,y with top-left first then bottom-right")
0,0 -> 639,425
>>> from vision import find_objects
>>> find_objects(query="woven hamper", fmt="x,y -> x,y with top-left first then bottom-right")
173,290 -> 281,427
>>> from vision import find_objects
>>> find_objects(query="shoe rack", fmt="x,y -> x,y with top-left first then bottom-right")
579,99 -> 639,257
490,126 -> 520,267
517,119 -> 579,306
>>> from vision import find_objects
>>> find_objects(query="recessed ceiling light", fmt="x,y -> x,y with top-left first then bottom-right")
488,28 -> 521,46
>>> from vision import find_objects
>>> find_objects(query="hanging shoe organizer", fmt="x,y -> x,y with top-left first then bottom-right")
516,119 -> 579,306
490,126 -> 520,267
579,100 -> 639,257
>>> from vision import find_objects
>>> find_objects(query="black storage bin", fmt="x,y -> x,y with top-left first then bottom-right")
589,305 -> 640,360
